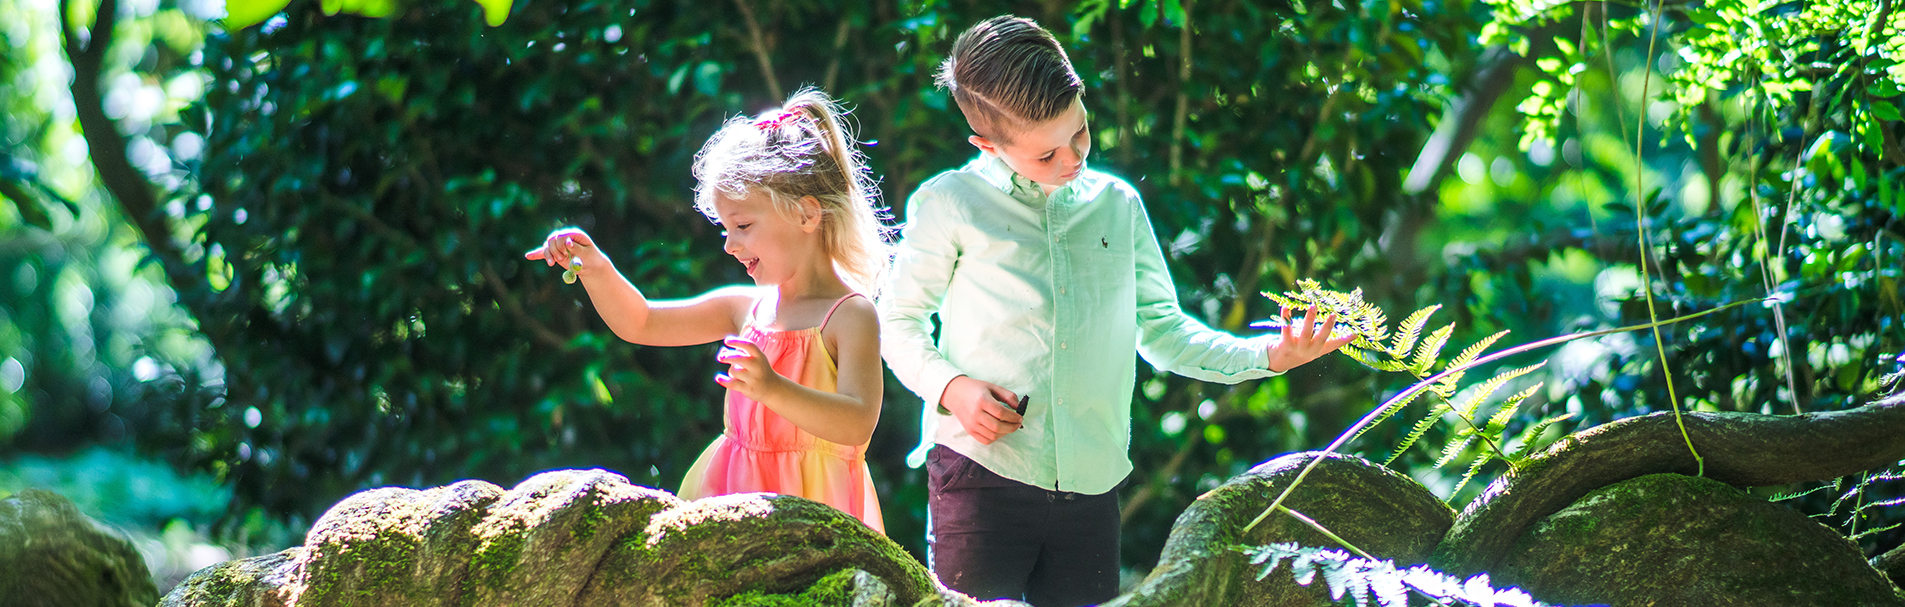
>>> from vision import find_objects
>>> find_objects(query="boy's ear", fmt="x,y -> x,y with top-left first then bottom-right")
797,195 -> 824,233
968,135 -> 999,157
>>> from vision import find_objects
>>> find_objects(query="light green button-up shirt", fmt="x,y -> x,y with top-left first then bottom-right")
880,154 -> 1282,495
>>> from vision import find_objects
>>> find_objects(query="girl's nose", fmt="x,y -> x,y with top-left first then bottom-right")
723,233 -> 741,255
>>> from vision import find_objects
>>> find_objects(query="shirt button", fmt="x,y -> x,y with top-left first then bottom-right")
1059,287 -> 1067,295
1060,342 -> 1068,349
1058,399 -> 1064,405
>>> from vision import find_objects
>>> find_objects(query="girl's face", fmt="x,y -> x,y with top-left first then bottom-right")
711,189 -> 823,286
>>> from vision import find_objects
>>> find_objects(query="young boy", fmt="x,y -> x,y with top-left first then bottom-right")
879,15 -> 1354,607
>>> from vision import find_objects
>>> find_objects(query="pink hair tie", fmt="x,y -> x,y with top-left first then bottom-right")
756,109 -> 805,131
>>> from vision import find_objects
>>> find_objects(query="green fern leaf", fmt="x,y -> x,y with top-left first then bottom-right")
1343,346 -> 1409,373
1436,434 -> 1476,468
1769,485 -> 1833,502
1484,383 -> 1543,436
1386,403 -> 1448,465
1387,305 -> 1442,358
1350,387 -> 1430,443
1450,448 -> 1495,496
1509,412 -> 1576,461
1408,324 -> 1455,377
1453,362 -> 1546,419
1433,330 -> 1510,396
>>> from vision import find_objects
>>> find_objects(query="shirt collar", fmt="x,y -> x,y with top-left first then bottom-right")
979,153 -> 1068,204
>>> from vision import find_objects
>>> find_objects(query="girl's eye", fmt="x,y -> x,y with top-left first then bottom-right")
735,223 -> 752,231
1039,154 -> 1055,163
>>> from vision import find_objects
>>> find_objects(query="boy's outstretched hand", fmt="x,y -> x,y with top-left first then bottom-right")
1266,305 -> 1358,373
942,376 -> 1022,445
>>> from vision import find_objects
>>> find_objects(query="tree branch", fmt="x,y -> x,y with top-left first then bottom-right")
62,0 -> 194,291
1402,45 -> 1529,194
1167,0 -> 1193,185
733,0 -> 782,100
1432,393 -> 1905,577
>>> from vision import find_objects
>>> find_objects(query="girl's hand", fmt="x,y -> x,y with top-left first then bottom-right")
523,228 -> 610,281
715,337 -> 788,403
1265,304 -> 1358,373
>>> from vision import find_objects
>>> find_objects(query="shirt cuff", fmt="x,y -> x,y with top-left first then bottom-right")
917,360 -> 967,410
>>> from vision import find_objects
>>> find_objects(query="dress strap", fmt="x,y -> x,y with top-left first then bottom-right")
818,293 -> 866,332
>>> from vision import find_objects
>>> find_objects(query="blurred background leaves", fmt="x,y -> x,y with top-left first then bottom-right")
0,0 -> 1899,594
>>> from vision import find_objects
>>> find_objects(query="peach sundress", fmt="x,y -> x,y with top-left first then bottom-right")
678,293 -> 884,533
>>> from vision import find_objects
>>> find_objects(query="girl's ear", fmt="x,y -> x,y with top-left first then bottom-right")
798,195 -> 824,233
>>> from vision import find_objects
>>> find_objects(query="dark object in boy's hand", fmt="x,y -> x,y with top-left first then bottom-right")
1014,395 -> 1030,416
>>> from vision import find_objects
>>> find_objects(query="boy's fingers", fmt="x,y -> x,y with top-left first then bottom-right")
1279,305 -> 1294,340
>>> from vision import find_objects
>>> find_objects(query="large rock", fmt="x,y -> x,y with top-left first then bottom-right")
1106,452 -> 1454,607
163,469 -> 946,607
1494,473 -> 1905,606
0,489 -> 160,607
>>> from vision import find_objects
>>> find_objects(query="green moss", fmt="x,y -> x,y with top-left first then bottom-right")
468,528 -> 528,592
713,568 -> 862,607
300,523 -> 424,604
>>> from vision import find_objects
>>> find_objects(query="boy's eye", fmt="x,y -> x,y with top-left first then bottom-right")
1039,154 -> 1055,163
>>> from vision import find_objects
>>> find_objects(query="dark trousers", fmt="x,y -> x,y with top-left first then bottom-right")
925,445 -> 1122,607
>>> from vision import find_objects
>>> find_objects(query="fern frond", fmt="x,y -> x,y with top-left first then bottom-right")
1349,387 -> 1430,443
1343,346 -> 1409,373
1237,543 -> 1558,607
1484,384 -> 1543,436
1509,412 -> 1575,461
1852,522 -> 1904,540
1386,404 -> 1448,465
1408,324 -> 1455,377
1453,363 -> 1547,420
1433,330 -> 1511,396
1387,305 -> 1442,359
1450,449 -> 1495,496
1436,435 -> 1477,469
1769,485 -> 1833,502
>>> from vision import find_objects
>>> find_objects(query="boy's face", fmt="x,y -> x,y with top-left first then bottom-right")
969,97 -> 1090,193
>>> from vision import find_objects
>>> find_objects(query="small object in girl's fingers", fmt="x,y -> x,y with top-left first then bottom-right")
561,257 -> 583,284
1014,395 -> 1030,416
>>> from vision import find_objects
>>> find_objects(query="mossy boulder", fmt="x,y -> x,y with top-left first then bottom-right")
579,492 -> 936,606
163,469 -> 943,607
1493,473 -> 1905,606
162,397 -> 1905,607
0,489 -> 160,607
1105,452 -> 1454,607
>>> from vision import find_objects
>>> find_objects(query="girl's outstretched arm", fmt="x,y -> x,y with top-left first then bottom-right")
716,297 -> 883,446
526,228 -> 751,347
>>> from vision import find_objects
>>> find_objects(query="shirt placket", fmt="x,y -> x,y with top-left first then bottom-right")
1044,183 -> 1072,492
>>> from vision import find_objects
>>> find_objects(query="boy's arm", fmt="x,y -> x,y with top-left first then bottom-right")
877,188 -> 970,407
1131,197 -> 1284,383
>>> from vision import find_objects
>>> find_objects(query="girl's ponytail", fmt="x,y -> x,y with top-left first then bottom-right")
691,88 -> 892,297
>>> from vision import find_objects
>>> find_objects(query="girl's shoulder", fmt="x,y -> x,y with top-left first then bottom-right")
819,293 -> 878,336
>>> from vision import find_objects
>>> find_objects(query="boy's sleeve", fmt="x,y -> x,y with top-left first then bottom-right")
878,186 -> 968,407
1132,192 -> 1283,384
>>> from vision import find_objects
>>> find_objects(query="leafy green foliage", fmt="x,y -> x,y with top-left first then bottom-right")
1266,283 -> 1558,497
1240,542 -> 1559,607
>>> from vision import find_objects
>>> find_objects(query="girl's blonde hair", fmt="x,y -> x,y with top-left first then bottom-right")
692,88 -> 891,296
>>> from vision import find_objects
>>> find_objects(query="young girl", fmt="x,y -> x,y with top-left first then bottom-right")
524,88 -> 890,532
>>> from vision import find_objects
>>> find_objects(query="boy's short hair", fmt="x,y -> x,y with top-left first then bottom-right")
935,15 -> 1083,144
